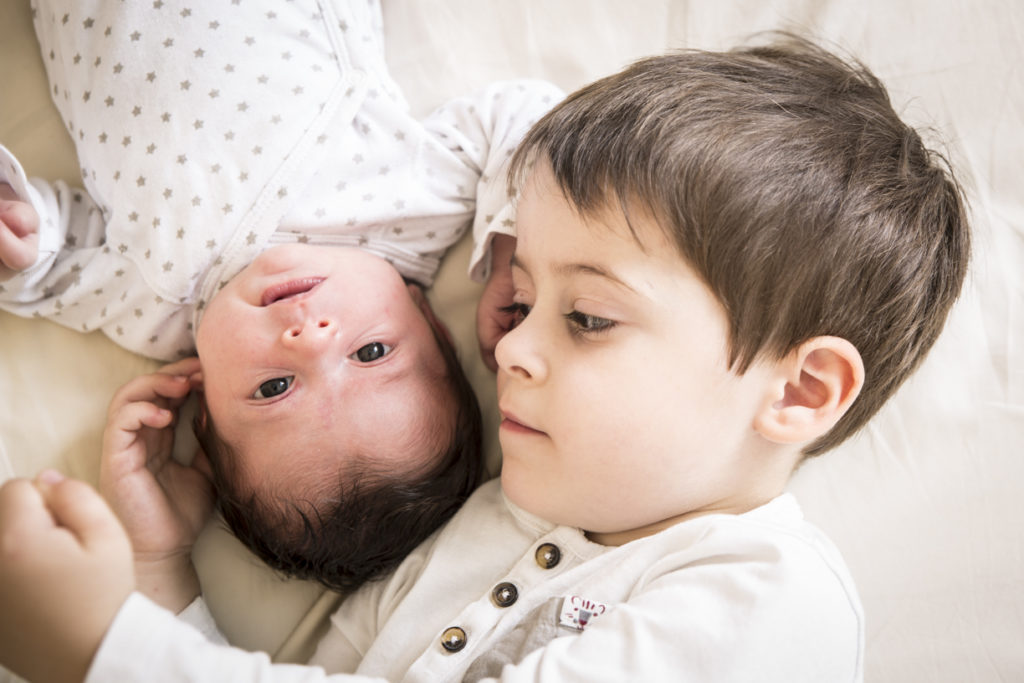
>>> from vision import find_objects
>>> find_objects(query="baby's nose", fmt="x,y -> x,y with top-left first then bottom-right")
282,316 -> 338,348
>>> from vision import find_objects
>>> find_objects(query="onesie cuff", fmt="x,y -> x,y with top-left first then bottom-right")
467,203 -> 517,284
0,143 -> 62,268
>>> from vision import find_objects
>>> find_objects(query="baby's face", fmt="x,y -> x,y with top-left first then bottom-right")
195,244 -> 451,497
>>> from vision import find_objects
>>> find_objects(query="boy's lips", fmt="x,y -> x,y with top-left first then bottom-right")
499,406 -> 546,436
260,277 -> 325,306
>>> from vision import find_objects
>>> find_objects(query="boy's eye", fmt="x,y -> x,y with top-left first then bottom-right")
253,376 -> 293,399
499,302 -> 531,329
566,311 -> 615,333
351,341 -> 393,363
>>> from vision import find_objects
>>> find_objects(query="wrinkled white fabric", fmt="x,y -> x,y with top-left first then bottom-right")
89,480 -> 863,683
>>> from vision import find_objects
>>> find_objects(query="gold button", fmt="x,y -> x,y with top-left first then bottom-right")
535,543 -> 561,569
440,626 -> 467,652
491,581 -> 519,607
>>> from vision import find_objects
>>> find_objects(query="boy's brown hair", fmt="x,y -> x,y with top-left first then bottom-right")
510,34 -> 970,455
194,318 -> 483,593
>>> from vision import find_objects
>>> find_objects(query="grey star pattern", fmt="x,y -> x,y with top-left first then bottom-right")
4,0 -> 559,360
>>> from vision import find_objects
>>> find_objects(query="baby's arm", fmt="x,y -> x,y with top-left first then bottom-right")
422,80 -> 563,285
0,144 -> 116,323
476,233 -> 517,371
100,357 -> 213,614
419,80 -> 563,370
0,181 -> 39,278
0,472 -> 134,683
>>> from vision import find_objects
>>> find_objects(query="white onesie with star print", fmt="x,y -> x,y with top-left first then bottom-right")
0,0 -> 561,360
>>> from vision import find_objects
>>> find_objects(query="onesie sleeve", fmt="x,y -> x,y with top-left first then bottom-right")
0,144 -> 195,360
0,144 -> 72,287
420,80 -> 564,283
87,592 -> 389,683
0,144 -> 111,316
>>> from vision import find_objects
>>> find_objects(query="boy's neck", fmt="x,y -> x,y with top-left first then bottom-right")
585,446 -> 803,547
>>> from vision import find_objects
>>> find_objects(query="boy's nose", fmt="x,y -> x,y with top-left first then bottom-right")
494,316 -> 547,382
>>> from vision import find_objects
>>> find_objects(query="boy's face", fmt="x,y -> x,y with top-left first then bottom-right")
495,163 -> 780,545
195,244 -> 451,497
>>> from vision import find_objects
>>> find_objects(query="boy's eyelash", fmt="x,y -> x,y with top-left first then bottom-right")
565,311 -> 616,335
500,303 -> 616,335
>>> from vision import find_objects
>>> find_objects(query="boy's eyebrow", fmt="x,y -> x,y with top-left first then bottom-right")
510,253 -> 638,294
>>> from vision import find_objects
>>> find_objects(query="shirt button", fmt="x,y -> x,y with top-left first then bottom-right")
440,626 -> 467,652
491,581 -> 519,608
535,543 -> 561,569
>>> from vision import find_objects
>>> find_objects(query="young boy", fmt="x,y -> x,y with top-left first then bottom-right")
0,35 -> 968,682
0,0 -> 561,593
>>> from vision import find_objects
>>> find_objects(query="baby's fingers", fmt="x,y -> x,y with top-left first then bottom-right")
110,400 -> 174,434
102,399 -> 174,469
0,204 -> 40,271
108,371 -> 192,416
156,356 -> 201,377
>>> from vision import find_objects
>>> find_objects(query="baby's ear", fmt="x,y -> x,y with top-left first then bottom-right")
409,283 -> 454,349
192,388 -> 209,432
753,337 -> 864,445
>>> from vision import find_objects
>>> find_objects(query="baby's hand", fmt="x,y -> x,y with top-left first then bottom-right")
0,181 -> 40,277
477,234 -> 518,372
100,356 -> 213,613
0,471 -> 134,683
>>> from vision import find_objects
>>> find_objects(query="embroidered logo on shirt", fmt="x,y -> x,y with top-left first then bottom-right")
559,595 -> 609,631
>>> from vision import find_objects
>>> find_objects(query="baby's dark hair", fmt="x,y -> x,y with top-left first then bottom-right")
510,34 -> 970,456
193,319 -> 483,593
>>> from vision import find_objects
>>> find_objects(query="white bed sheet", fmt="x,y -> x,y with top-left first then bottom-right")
1,1 -> 1021,680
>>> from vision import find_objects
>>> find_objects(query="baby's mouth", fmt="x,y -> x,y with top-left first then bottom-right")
260,277 -> 325,306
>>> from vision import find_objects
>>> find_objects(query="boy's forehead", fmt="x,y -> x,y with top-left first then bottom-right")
522,164 -> 673,256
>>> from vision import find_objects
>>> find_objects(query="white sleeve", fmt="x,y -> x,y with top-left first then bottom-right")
0,143 -> 108,310
177,596 -> 230,646
86,593 -> 389,683
420,80 -> 563,283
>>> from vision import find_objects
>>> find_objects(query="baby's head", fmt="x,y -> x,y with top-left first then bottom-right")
193,244 -> 482,591
495,36 -> 969,541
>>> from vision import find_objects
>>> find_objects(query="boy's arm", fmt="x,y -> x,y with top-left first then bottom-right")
0,474 -> 384,683
0,472 -> 134,683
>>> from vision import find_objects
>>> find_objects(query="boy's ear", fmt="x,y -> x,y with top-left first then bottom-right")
753,336 -> 864,445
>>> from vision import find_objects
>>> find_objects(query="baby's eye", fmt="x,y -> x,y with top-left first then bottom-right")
253,376 -> 293,399
351,342 -> 393,363
565,311 -> 616,334
499,302 -> 531,329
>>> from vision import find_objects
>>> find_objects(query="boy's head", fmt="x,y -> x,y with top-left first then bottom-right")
193,244 -> 482,591
494,36 -> 968,541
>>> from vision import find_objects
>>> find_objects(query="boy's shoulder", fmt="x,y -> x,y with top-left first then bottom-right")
660,493 -> 862,596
